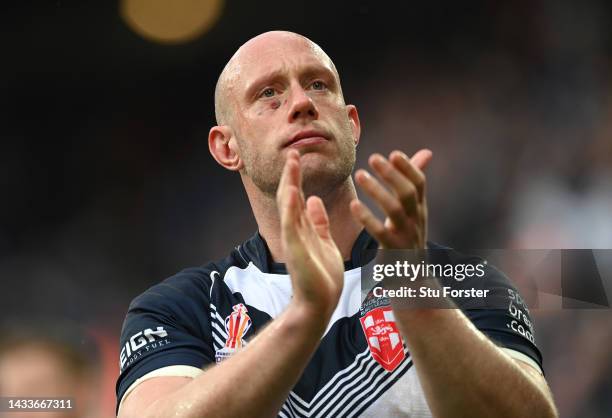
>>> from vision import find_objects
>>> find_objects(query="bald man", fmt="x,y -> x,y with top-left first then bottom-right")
116,32 -> 557,418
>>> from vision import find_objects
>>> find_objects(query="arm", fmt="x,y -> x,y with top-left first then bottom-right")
350,149 -> 558,418
119,150 -> 344,418
119,303 -> 329,418
394,308 -> 557,418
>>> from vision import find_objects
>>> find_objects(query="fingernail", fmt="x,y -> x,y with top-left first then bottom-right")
393,150 -> 408,160
356,169 -> 369,180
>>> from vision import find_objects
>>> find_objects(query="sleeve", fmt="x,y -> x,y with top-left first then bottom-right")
115,270 -> 216,412
462,264 -> 544,373
428,245 -> 544,373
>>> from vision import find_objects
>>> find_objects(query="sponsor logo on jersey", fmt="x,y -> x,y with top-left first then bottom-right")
120,326 -> 169,370
360,305 -> 405,372
215,303 -> 252,363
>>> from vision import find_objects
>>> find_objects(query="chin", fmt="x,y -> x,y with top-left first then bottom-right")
299,153 -> 334,177
301,159 -> 352,198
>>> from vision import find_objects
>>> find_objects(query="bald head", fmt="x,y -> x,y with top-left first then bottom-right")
214,31 -> 341,126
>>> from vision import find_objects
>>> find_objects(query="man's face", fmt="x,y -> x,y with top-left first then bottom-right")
225,34 -> 359,197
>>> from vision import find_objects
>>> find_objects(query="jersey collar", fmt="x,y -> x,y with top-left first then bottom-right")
239,229 -> 379,275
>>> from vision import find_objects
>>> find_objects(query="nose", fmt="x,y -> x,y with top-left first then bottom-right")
288,85 -> 319,122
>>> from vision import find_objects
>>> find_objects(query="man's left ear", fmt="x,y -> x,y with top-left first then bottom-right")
346,104 -> 361,147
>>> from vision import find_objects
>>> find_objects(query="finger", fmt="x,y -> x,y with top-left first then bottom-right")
355,169 -> 409,228
277,150 -> 302,209
285,149 -> 301,188
278,151 -> 303,229
306,196 -> 331,240
277,156 -> 295,207
280,185 -> 301,244
410,149 -> 433,170
369,154 -> 418,216
350,199 -> 393,247
286,150 -> 306,212
389,149 -> 431,200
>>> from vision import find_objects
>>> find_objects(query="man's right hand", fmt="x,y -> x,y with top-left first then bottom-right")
276,150 -> 344,320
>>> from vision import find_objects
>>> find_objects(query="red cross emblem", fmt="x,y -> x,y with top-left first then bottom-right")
360,306 -> 405,372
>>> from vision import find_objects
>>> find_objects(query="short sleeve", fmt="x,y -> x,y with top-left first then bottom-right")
115,269 -> 215,411
428,244 -> 544,372
464,285 -> 543,371
461,265 -> 543,372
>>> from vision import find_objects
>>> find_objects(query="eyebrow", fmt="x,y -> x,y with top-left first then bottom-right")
243,69 -> 285,101
243,64 -> 337,101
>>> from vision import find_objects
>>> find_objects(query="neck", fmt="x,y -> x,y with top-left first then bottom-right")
243,176 -> 363,263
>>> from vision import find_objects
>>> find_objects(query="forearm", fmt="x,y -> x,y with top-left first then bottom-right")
144,303 -> 327,418
394,308 -> 557,418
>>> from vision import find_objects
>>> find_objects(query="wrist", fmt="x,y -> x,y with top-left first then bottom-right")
284,300 -> 333,337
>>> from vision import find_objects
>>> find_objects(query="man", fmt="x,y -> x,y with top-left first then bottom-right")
116,31 -> 557,417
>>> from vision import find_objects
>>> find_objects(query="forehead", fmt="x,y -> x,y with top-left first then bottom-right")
231,35 -> 336,90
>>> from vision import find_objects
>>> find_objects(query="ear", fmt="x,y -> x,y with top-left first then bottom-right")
346,104 -> 361,147
208,125 -> 243,171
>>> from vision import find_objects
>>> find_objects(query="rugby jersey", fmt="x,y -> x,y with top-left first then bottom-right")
116,230 -> 543,417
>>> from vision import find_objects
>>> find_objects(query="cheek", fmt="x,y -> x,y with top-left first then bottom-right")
318,98 -> 345,117
235,120 -> 277,157
320,102 -> 352,131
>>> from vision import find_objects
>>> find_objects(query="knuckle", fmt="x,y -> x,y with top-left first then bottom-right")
373,224 -> 386,237
400,184 -> 417,201
415,174 -> 426,190
359,210 -> 370,222
380,163 -> 394,178
386,167 -> 401,183
389,202 -> 404,217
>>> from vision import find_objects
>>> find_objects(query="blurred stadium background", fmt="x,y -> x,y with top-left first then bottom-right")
1,1 -> 611,417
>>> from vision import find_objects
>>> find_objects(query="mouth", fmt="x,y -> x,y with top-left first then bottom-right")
284,129 -> 330,149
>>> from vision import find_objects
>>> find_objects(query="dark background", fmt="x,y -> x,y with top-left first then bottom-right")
1,1 -> 611,416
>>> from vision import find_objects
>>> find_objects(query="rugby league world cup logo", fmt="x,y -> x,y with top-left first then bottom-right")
215,303 -> 252,363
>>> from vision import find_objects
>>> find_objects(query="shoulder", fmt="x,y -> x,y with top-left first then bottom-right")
124,261 -> 229,313
128,250 -> 245,312
128,266 -> 212,311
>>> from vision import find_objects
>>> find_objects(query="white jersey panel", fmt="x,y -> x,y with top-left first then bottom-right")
223,262 -> 363,335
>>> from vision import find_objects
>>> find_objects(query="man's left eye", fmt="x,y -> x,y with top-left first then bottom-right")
311,81 -> 326,90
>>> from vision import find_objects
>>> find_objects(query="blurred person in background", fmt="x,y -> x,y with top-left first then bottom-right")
115,31 -> 557,418
0,324 -> 100,418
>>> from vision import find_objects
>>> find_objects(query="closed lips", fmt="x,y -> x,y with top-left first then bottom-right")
285,130 -> 329,147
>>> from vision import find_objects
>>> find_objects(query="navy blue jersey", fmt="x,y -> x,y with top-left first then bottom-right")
116,230 -> 542,417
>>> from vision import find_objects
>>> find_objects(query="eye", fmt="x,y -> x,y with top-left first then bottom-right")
260,88 -> 276,98
311,80 -> 326,90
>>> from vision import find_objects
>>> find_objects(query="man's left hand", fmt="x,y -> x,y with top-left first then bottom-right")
350,149 -> 433,249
